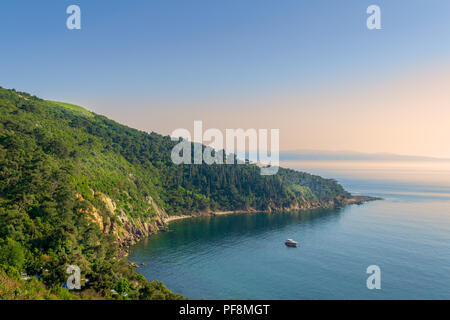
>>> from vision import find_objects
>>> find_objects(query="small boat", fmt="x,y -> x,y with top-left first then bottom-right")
285,239 -> 298,247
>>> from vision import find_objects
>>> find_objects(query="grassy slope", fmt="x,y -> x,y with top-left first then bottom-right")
45,100 -> 93,117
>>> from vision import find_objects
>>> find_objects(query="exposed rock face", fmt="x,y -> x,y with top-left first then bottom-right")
78,192 -> 379,252
77,192 -> 168,249
99,192 -> 116,213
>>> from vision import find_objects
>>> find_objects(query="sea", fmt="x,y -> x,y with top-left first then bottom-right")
129,160 -> 450,299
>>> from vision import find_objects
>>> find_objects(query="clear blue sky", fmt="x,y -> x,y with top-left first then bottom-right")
1,1 -> 450,156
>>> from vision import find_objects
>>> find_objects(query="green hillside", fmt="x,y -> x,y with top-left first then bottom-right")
45,100 -> 93,117
0,86 -> 351,299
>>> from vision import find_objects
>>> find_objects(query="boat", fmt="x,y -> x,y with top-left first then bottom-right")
285,239 -> 298,247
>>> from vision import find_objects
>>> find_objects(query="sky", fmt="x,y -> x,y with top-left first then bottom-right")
1,0 -> 450,157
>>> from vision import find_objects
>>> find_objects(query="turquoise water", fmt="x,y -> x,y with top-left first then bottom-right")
129,161 -> 450,299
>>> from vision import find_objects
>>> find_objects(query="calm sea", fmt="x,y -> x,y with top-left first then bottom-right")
129,161 -> 450,299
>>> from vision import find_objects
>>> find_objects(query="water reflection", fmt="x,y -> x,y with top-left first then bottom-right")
133,207 -> 344,254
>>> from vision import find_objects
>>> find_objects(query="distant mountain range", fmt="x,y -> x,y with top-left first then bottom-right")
280,150 -> 450,162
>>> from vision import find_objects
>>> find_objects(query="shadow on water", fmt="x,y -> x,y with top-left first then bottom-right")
132,207 -> 344,255
129,207 -> 357,299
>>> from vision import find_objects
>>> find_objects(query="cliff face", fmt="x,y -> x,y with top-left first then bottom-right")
78,192 -> 168,248
81,192 -> 377,251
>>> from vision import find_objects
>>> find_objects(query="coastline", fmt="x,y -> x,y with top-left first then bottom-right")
126,195 -> 379,258
161,195 -> 381,225
163,210 -> 253,224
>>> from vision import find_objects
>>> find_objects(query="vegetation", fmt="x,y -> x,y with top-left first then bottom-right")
0,86 -> 350,299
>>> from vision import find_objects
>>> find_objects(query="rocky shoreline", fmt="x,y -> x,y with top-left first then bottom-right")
120,194 -> 381,258
163,195 -> 380,225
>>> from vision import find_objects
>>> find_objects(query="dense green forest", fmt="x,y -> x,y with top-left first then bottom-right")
0,86 -> 351,299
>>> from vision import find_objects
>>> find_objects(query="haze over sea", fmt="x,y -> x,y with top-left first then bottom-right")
130,160 -> 450,299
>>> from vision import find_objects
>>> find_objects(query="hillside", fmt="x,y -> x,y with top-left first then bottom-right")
0,86 -> 358,299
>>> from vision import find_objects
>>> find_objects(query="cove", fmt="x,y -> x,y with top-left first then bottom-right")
129,167 -> 450,300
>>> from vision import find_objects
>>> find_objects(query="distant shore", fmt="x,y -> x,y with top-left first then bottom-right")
163,210 -> 253,224
162,195 -> 380,225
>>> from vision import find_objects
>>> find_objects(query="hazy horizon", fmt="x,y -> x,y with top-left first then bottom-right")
2,0 -> 450,158
4,83 -> 450,161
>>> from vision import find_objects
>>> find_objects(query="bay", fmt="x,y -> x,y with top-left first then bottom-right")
129,161 -> 450,299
